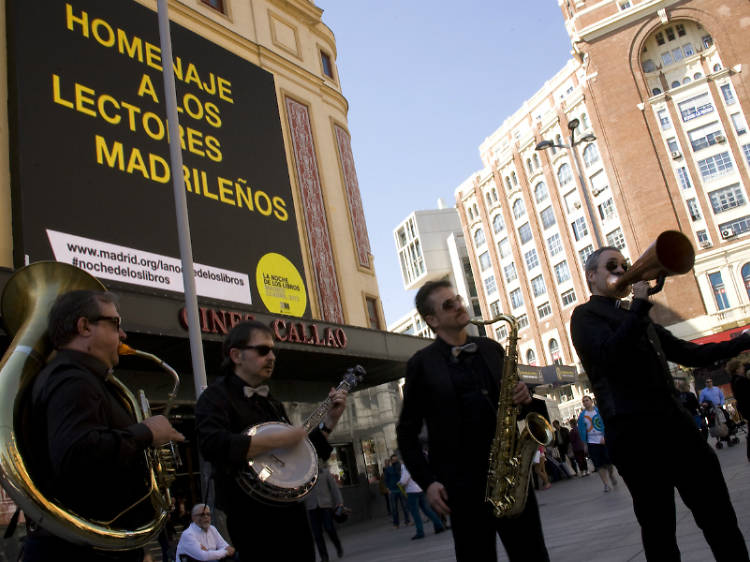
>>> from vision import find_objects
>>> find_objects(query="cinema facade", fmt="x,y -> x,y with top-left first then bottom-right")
0,0 -> 427,525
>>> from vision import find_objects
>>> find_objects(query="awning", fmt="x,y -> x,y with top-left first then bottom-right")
690,324 -> 750,345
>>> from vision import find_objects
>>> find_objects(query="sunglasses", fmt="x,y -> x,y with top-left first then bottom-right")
235,344 -> 275,356
604,259 -> 629,273
90,315 -> 122,330
441,294 -> 464,312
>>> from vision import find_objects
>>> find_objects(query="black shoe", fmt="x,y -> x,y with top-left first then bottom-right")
336,545 -> 344,558
411,533 -> 425,540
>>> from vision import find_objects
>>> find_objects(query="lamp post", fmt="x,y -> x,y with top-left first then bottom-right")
535,119 -> 603,247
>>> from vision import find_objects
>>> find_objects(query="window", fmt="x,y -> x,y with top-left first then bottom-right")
467,207 -> 474,221
683,77 -> 692,85
581,113 -> 590,129
694,72 -> 703,80
517,314 -> 529,329
698,152 -> 734,181
667,137 -> 679,153
526,349 -> 537,365
671,81 -> 681,89
525,249 -> 540,271
495,324 -> 508,340
558,163 -> 573,186
479,251 -> 492,271
713,63 -> 723,72
537,302 -> 552,319
505,177 -> 512,191
683,43 -> 694,57
676,23 -> 686,37
512,199 -> 526,219
687,198 -> 702,221
533,153 -> 541,169
493,213 -> 505,233
657,109 -> 672,130
618,1 -> 631,10
697,230 -> 709,244
320,51 -> 334,79
652,87 -> 662,96
498,238 -> 511,258
709,184 -> 746,214
531,275 -> 547,297
484,275 -> 498,295
201,0 -> 225,11
571,217 -> 589,241
504,262 -> 518,282
688,121 -> 723,151
720,84 -> 736,105
661,52 -> 673,67
598,198 -> 616,221
526,159 -> 533,174
547,233 -> 563,256
540,207 -> 556,229
655,32 -> 665,46
490,300 -> 501,318
744,144 -> 750,167
561,289 -> 577,306
510,289 -> 523,309
719,215 -> 750,237
474,228 -> 486,247
709,272 -> 730,310
742,263 -> 750,300
579,245 -> 594,267
606,228 -> 627,250
731,113 -> 748,136
665,27 -> 675,41
554,261 -> 571,284
365,297 -> 381,329
679,93 -> 714,122
677,167 -> 692,190
642,59 -> 657,73
671,48 -> 684,63
518,223 -> 532,244
549,339 -> 562,365
511,172 -> 518,186
564,190 -> 581,213
583,144 -> 600,167
535,181 -> 549,203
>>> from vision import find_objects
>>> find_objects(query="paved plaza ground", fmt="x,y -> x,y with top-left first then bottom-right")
335,439 -> 750,562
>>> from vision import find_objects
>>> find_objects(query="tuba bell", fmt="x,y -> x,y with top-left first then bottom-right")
609,230 -> 695,296
0,261 -> 174,550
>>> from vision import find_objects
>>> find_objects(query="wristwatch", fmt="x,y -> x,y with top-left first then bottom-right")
318,421 -> 333,435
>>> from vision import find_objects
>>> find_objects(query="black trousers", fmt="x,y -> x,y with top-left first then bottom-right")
447,485 -> 549,562
609,413 -> 749,562
308,507 -> 342,560
225,499 -> 315,561
23,534 -> 143,562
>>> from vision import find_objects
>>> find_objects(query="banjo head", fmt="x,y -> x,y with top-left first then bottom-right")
239,422 -> 318,502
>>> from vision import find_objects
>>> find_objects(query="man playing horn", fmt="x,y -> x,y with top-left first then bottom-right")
26,290 -> 185,561
571,247 -> 750,561
195,320 -> 347,561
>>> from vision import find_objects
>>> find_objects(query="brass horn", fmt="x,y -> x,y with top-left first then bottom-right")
0,262 -> 171,550
610,230 -> 695,296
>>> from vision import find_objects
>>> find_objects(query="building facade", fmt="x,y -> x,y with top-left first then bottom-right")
455,0 -> 750,376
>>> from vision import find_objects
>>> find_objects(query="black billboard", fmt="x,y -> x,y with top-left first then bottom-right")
6,0 -> 309,317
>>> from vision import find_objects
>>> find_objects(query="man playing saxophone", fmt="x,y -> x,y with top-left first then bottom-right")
25,290 -> 184,561
397,281 -> 550,561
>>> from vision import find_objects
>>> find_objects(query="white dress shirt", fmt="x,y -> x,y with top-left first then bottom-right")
175,522 -> 231,561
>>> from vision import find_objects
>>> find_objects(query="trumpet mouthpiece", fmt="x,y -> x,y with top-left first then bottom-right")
118,343 -> 137,356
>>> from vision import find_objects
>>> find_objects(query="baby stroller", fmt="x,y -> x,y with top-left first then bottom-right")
700,401 -> 740,449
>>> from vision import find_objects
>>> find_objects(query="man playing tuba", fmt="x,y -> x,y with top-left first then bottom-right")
25,290 -> 184,561
397,281 -> 550,561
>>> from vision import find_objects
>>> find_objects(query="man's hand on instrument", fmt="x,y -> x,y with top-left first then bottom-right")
632,280 -> 650,301
143,415 -> 185,447
323,387 -> 348,430
511,381 -> 532,406
426,482 -> 450,516
225,546 -> 236,557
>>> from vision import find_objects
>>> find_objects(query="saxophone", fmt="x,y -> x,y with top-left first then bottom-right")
471,314 -> 554,518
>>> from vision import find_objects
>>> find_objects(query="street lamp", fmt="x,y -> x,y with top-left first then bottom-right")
535,119 -> 603,247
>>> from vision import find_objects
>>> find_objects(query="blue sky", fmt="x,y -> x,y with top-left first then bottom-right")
317,1 -> 574,325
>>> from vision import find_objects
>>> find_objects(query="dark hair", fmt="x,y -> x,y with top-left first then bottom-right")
415,280 -> 453,319
48,290 -> 119,348
583,246 -> 621,289
221,320 -> 274,373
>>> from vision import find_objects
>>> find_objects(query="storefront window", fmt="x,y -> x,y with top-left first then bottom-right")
328,443 -> 358,486
361,439 -> 380,483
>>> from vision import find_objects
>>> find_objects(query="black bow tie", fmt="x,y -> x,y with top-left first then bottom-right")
451,342 -> 478,358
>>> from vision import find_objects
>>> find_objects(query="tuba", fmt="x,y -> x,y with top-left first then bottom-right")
471,314 -> 554,518
610,230 -> 695,296
0,261 -> 178,550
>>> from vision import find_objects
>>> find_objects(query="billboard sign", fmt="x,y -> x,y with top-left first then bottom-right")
7,0 -> 309,316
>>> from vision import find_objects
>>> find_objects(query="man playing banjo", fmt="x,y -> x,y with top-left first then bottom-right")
195,321 -> 348,561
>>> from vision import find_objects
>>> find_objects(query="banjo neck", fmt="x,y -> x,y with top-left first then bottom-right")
301,365 -> 364,434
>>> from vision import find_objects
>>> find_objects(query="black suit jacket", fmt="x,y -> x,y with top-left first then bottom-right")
396,336 -> 544,494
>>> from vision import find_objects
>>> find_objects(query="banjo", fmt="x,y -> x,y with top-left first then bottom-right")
236,365 -> 365,504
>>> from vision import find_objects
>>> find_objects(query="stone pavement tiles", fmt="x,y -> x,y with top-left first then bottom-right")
336,440 -> 750,561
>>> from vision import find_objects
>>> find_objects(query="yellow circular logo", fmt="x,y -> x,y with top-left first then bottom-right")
255,253 -> 307,316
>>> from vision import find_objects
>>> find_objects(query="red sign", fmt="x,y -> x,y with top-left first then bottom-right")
179,307 -> 347,349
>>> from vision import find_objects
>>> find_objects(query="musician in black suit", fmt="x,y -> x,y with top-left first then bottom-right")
397,280 -> 550,561
571,246 -> 749,561
195,321 -> 348,562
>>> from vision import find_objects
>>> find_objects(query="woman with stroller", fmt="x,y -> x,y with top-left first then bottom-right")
727,359 -> 750,461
